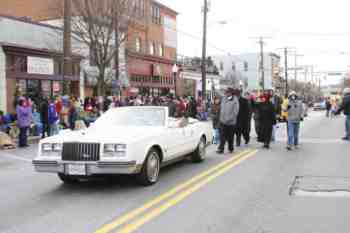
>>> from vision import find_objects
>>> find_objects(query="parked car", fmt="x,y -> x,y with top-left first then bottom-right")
33,107 -> 213,186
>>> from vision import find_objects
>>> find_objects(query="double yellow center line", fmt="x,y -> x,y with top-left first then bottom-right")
95,149 -> 258,233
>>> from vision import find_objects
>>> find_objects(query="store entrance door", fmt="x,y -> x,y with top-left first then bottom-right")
26,79 -> 41,106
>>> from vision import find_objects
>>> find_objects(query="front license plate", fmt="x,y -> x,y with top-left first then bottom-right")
67,164 -> 86,175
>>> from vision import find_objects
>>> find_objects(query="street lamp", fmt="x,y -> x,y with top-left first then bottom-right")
172,64 -> 179,97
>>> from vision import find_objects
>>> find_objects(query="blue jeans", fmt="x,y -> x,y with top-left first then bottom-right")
49,123 -> 59,136
346,115 -> 350,139
288,122 -> 300,146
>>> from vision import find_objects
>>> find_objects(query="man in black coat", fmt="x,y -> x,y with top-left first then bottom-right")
235,93 -> 251,146
257,94 -> 276,149
39,97 -> 49,138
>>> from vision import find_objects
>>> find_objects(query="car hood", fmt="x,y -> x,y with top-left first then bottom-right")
40,126 -> 164,144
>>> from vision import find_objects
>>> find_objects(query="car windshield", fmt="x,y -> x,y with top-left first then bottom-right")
94,107 -> 166,127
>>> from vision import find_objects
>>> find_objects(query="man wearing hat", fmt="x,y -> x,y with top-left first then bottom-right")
286,91 -> 304,150
217,88 -> 240,154
336,88 -> 350,140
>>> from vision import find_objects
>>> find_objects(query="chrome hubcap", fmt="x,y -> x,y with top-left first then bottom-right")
147,152 -> 160,182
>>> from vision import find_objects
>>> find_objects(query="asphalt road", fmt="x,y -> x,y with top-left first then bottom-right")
0,111 -> 349,233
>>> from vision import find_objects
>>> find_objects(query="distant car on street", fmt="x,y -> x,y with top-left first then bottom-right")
313,101 -> 326,111
33,107 -> 213,186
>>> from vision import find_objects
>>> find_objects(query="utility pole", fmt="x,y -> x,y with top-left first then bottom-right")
293,53 -> 303,90
63,0 -> 72,95
250,37 -> 271,91
259,37 -> 265,91
284,48 -> 289,96
201,0 -> 208,101
302,66 -> 308,97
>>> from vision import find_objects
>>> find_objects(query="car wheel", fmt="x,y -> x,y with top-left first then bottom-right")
58,173 -> 79,184
191,137 -> 206,163
137,148 -> 161,186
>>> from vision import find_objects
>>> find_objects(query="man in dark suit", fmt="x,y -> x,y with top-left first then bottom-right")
235,92 -> 251,146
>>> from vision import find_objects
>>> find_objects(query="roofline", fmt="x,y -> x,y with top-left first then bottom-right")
0,14 -> 62,31
0,42 -> 83,60
152,1 -> 178,15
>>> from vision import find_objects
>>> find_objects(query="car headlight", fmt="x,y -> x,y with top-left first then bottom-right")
41,143 -> 62,156
103,144 -> 127,157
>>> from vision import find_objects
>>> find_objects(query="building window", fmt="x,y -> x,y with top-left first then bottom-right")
159,43 -> 164,57
149,42 -> 155,55
244,61 -> 248,72
133,0 -> 145,17
152,5 -> 161,24
139,0 -> 145,17
135,37 -> 142,53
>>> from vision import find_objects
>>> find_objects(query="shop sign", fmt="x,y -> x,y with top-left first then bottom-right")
27,57 -> 54,75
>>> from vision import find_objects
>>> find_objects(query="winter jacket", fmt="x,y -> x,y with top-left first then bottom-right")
48,103 -> 59,124
287,99 -> 303,123
16,105 -> 32,128
338,94 -> 350,116
257,102 -> 276,143
39,100 -> 49,124
237,97 -> 251,126
219,96 -> 240,126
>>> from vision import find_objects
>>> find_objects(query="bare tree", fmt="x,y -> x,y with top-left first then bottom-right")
49,0 -> 138,96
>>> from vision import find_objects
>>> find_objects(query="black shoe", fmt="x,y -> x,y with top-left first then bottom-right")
342,137 -> 350,141
286,146 -> 292,151
236,144 -> 241,147
263,144 -> 270,149
216,150 -> 224,154
229,150 -> 234,154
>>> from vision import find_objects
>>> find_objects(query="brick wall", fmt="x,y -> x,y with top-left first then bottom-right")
0,0 -> 58,21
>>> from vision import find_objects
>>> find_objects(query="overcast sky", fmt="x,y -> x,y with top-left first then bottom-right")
159,0 -> 350,85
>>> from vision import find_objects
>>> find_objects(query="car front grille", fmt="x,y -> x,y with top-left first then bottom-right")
62,142 -> 100,161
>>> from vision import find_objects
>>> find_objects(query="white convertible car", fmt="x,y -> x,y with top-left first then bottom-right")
33,106 -> 213,186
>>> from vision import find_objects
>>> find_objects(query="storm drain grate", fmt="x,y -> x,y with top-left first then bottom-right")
289,176 -> 350,198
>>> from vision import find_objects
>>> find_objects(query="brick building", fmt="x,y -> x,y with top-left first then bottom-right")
0,0 -> 179,97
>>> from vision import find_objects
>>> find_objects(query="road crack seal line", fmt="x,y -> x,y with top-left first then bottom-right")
95,149 -> 255,233
115,149 -> 258,233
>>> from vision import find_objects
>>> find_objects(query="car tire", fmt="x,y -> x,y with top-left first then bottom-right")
58,173 -> 79,184
137,148 -> 161,186
191,137 -> 206,163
